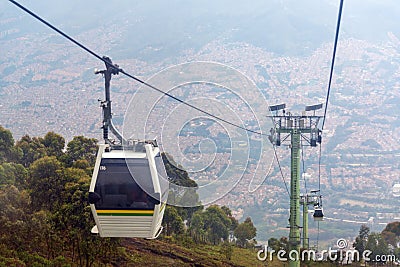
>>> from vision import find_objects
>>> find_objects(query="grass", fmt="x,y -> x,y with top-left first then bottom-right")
121,238 -> 265,266
119,238 -> 368,266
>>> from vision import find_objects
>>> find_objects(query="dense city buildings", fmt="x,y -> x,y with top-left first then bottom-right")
1,10 -> 400,243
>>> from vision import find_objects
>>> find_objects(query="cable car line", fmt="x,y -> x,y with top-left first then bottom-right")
316,221 -> 320,250
316,0 -> 344,198
316,0 -> 344,197
314,0 -> 345,244
8,0 -> 105,64
9,0 -> 268,138
318,145 -> 322,192
321,0 -> 344,131
119,68 -> 267,136
300,138 -> 308,195
316,0 -> 344,206
273,145 -> 290,197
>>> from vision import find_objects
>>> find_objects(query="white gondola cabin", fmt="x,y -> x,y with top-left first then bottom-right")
89,141 -> 168,238
313,206 -> 324,221
310,190 -> 324,221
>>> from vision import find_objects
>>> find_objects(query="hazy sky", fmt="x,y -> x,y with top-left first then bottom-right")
1,0 -> 399,59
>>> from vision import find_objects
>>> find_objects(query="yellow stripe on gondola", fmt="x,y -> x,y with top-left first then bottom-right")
97,210 -> 154,216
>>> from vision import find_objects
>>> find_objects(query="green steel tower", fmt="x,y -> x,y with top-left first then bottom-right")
268,104 -> 323,267
301,194 -> 309,249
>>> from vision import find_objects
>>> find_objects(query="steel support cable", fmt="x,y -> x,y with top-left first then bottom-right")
318,144 -> 322,192
9,0 -> 105,63
273,145 -> 290,197
119,69 -> 266,136
318,0 -> 344,198
9,0 -> 267,137
313,2 -> 344,249
300,138 -> 308,194
321,0 -> 344,131
316,221 -> 320,251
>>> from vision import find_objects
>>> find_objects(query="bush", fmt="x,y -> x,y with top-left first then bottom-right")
0,256 -> 25,267
220,241 -> 234,260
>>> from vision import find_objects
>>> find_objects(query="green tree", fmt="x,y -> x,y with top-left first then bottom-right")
163,206 -> 184,236
188,206 -> 232,245
0,125 -> 17,163
41,132 -> 65,158
0,185 -> 31,252
268,237 -> 282,252
28,156 -> 64,211
221,205 -> 239,231
53,167 -> 121,266
395,247 -> 400,263
203,205 -> 231,245
189,211 -> 207,243
206,218 -> 228,245
0,130 -> 125,266
162,152 -> 202,225
30,210 -> 62,260
353,224 -> 370,256
234,217 -> 257,248
16,135 -> 47,167
381,221 -> 400,246
63,136 -> 97,166
72,159 -> 90,170
162,153 -> 197,188
0,162 -> 28,189
220,241 -> 234,260
365,232 -> 389,263
0,126 -> 13,157
0,178 -> 67,265
279,237 -> 289,252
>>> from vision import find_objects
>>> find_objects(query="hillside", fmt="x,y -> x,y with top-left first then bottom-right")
120,238 -> 260,267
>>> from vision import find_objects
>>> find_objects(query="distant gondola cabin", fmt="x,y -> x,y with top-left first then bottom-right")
313,207 -> 324,221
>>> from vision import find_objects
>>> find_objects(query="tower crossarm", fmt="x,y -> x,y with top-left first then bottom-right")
268,114 -> 323,147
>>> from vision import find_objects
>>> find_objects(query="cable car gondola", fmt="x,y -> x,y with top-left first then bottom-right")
312,194 -> 324,221
89,141 -> 168,238
313,206 -> 324,221
87,57 -> 168,238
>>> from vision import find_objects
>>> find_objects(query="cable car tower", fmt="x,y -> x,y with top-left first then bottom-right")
268,103 -> 323,267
